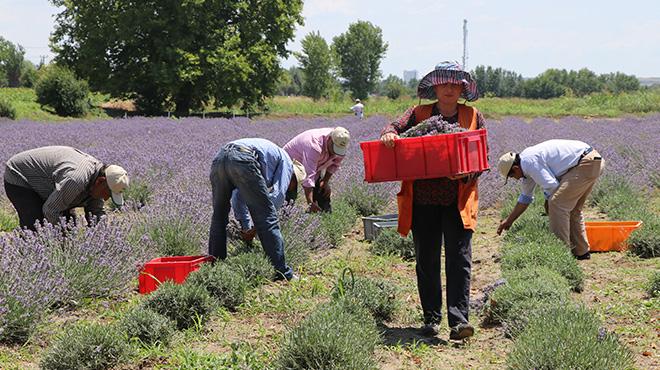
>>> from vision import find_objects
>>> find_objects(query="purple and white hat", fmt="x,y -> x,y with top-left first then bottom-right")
417,61 -> 479,102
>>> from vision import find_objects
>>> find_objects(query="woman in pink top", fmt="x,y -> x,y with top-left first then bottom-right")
283,127 -> 350,212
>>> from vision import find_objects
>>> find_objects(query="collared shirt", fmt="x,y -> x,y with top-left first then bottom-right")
518,139 -> 592,204
4,146 -> 105,224
228,138 -> 294,229
381,104 -> 486,205
283,128 -> 344,188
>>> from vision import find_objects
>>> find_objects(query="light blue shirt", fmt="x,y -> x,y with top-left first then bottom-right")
229,138 -> 294,229
518,140 -> 591,204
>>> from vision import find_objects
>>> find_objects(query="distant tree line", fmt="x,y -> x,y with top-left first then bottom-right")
471,65 -> 641,99
0,36 -> 39,88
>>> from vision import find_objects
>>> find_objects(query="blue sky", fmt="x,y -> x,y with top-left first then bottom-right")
2,0 -> 658,79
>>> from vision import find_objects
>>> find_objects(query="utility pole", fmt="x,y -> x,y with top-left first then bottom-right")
462,19 -> 468,69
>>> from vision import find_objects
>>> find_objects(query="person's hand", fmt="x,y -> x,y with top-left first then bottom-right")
380,133 -> 399,148
240,228 -> 256,242
497,219 -> 513,235
308,202 -> 323,213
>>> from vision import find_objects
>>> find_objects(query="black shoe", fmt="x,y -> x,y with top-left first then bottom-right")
420,323 -> 439,337
576,252 -> 591,260
449,323 -> 474,340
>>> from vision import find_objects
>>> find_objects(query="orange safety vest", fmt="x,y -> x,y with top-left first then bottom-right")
397,103 -> 481,236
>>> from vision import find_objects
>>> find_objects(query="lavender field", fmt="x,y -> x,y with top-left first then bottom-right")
0,113 -> 659,368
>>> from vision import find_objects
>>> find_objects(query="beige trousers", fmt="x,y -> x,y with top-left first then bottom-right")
548,150 -> 604,256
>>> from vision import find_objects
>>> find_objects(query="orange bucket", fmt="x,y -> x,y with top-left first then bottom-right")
585,221 -> 643,252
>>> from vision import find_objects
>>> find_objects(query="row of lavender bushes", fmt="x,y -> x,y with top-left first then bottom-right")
481,194 -> 633,369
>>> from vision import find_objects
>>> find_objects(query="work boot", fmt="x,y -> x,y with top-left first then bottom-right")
420,323 -> 439,337
449,323 -> 474,340
576,252 -> 591,260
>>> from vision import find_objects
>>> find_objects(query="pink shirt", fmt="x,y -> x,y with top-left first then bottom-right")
283,128 -> 344,188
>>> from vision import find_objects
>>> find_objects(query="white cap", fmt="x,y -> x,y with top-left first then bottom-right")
105,165 -> 129,206
292,159 -> 306,184
330,127 -> 350,156
497,152 -> 516,184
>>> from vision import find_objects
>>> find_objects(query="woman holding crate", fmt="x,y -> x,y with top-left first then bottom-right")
380,61 -> 486,340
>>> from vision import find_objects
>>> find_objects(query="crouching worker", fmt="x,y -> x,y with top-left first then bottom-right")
208,138 -> 306,281
497,139 -> 605,260
283,127 -> 350,213
3,146 -> 129,231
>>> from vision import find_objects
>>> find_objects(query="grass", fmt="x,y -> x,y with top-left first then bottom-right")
0,210 -> 656,369
3,87 -> 660,121
267,89 -> 660,118
0,88 -> 109,121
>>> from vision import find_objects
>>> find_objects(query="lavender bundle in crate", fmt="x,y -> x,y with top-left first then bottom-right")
400,115 -> 467,138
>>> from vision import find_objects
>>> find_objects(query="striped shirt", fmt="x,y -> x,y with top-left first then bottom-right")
4,146 -> 106,224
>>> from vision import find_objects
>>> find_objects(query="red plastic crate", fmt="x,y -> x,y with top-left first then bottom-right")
360,129 -> 489,183
139,255 -> 214,294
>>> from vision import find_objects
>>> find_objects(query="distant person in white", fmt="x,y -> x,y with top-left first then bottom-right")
350,99 -> 364,120
496,139 -> 605,260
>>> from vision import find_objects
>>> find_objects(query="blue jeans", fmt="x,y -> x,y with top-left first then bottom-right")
208,144 -> 293,279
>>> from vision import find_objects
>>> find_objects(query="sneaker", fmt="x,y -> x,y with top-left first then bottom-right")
576,252 -> 591,260
288,273 -> 300,282
420,323 -> 439,337
449,323 -> 474,340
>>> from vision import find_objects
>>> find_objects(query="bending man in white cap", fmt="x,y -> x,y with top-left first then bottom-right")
209,138 -> 306,281
283,127 -> 350,213
496,139 -> 604,260
3,146 -> 129,230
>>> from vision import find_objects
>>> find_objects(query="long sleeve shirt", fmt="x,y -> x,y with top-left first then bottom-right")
4,146 -> 105,224
229,138 -> 294,230
283,128 -> 344,188
518,139 -> 592,204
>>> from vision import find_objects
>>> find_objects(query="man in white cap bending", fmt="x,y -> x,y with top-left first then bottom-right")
209,138 -> 306,281
283,127 -> 350,213
496,139 -> 604,260
3,146 -> 129,230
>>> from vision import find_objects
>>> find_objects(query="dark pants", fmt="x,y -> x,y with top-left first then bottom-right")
208,144 -> 293,280
4,181 -> 77,231
411,203 -> 473,328
4,181 -> 45,231
285,176 -> 332,212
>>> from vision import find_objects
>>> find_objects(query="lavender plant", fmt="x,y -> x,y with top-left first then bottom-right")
400,115 -> 467,138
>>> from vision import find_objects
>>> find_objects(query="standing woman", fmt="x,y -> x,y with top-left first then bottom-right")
380,61 -> 486,340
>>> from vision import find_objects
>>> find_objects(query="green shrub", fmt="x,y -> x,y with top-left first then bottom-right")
340,183 -> 388,217
332,274 -> 398,321
627,217 -> 659,258
501,236 -> 584,292
484,267 -> 571,337
0,296 -> 41,344
118,307 -> 175,346
648,271 -> 660,298
35,66 -> 90,117
0,206 -> 19,231
320,200 -> 357,247
141,281 -> 214,330
370,228 -> 415,261
507,305 -> 633,370
40,322 -> 130,370
277,301 -> 380,370
186,263 -> 249,311
0,98 -> 17,119
226,250 -> 274,287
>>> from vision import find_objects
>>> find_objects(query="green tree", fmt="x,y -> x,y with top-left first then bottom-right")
332,21 -> 388,100
50,0 -> 303,115
600,72 -> 640,94
380,74 -> 406,100
276,66 -> 304,96
296,31 -> 332,100
0,37 -> 25,87
472,65 -> 524,97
